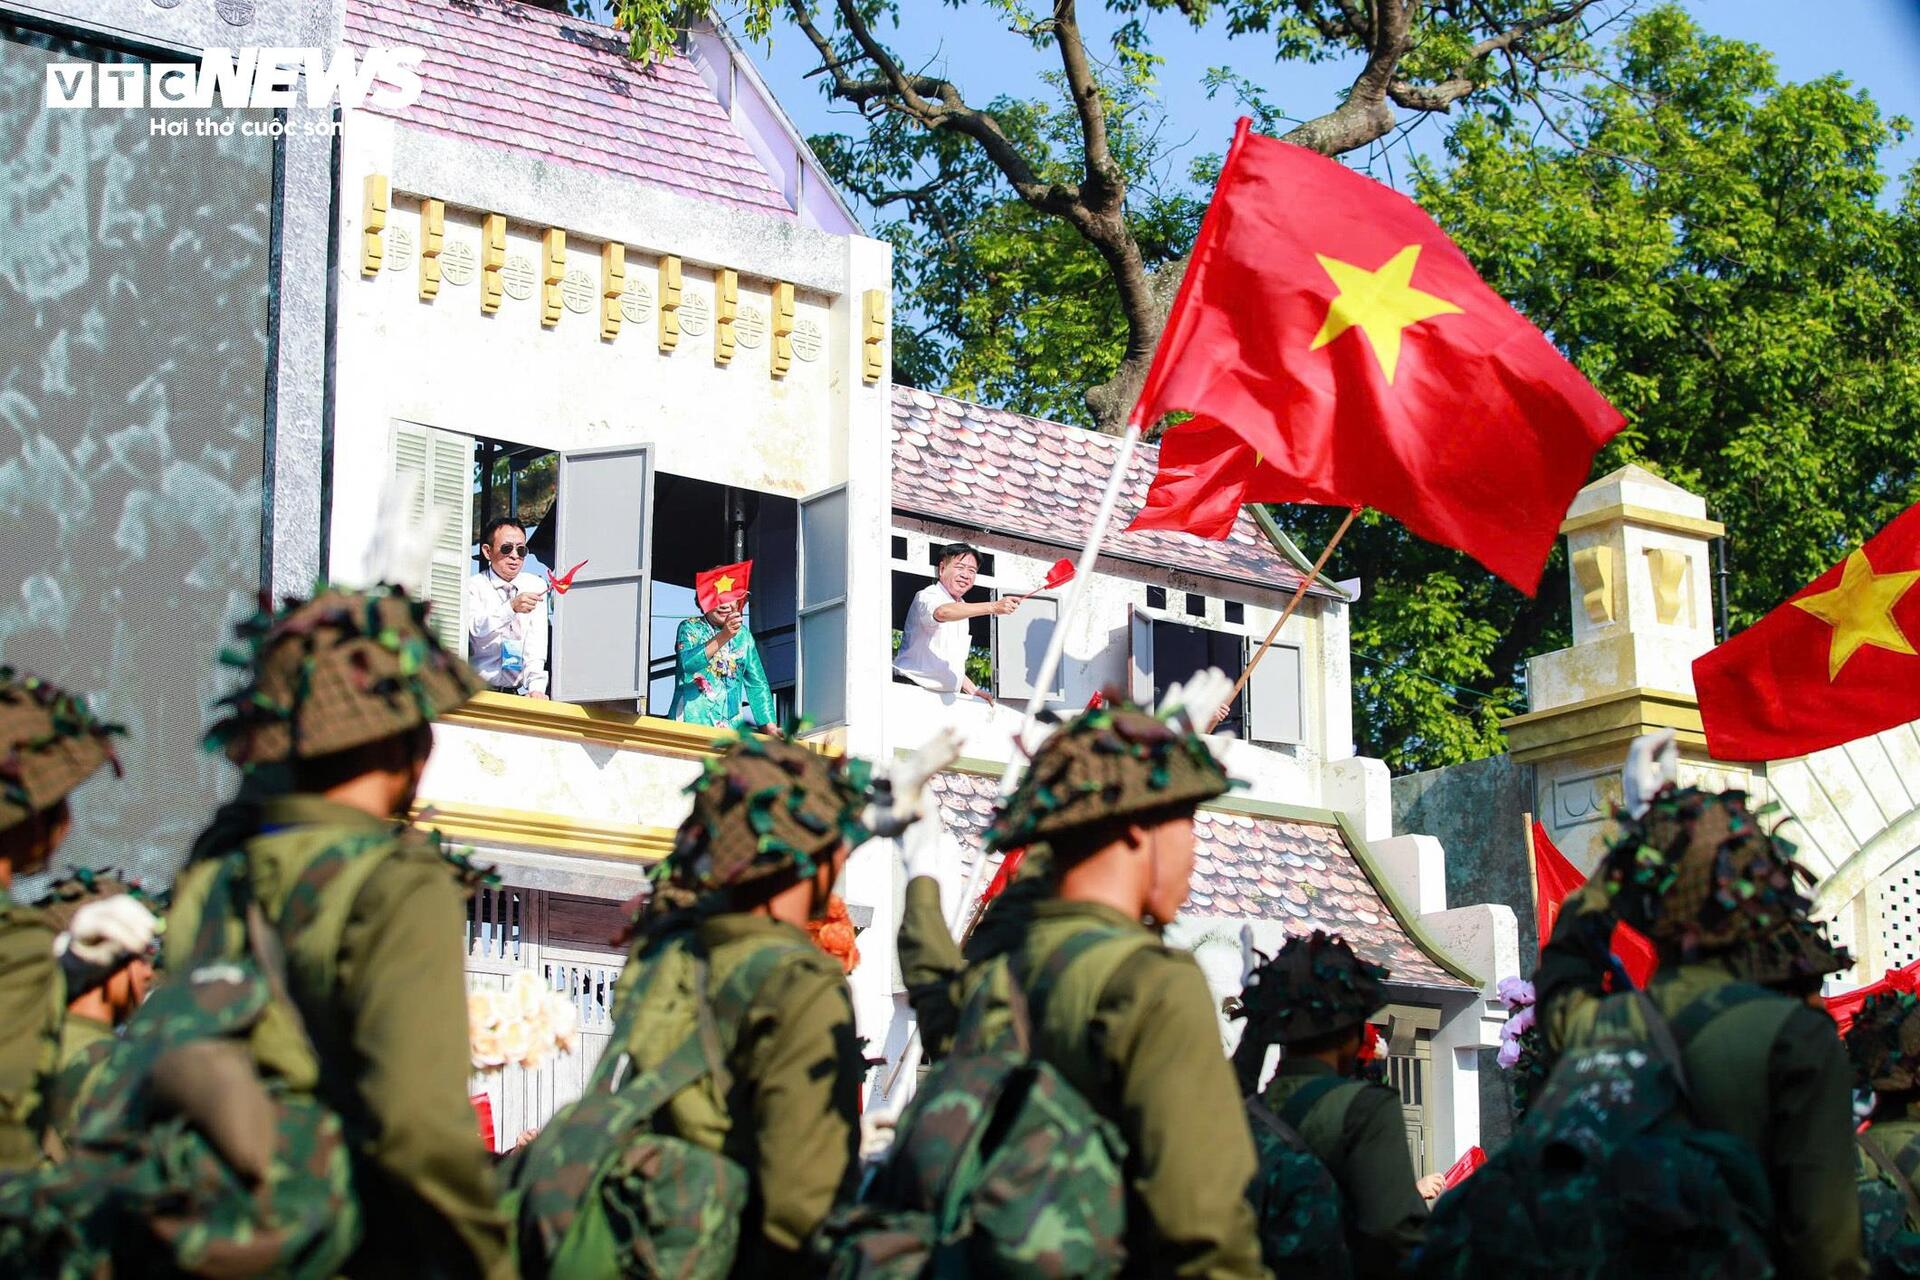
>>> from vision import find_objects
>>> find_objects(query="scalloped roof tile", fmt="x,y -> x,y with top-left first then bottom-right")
345,0 -> 793,218
892,387 -> 1335,597
925,770 -> 1464,990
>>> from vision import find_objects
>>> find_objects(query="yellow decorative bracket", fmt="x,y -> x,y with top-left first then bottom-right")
1571,545 -> 1616,624
360,174 -> 388,276
480,212 -> 506,314
862,288 -> 888,384
418,198 -> 444,300
714,268 -> 739,365
1645,547 -> 1691,626
771,280 -> 795,378
541,228 -> 566,327
659,255 -> 682,351
600,242 -> 625,341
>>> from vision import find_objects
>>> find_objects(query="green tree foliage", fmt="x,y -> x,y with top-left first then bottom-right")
1302,6 -> 1920,767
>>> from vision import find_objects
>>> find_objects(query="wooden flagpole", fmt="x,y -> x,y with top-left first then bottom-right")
1219,505 -> 1359,714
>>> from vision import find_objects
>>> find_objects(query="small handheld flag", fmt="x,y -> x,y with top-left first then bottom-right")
695,560 -> 753,614
1009,558 -> 1076,605
546,559 -> 589,595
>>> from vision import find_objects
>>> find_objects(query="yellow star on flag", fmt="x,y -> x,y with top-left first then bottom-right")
1310,245 -> 1464,384
1791,547 -> 1920,679
714,574 -> 735,595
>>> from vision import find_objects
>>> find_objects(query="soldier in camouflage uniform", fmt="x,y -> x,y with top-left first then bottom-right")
615,730 -> 875,1273
172,586 -> 509,1278
1846,990 -> 1920,1262
897,695 -> 1268,1278
35,870 -> 163,1151
1537,783 -> 1865,1279
1232,930 -> 1428,1277
0,669 -> 139,1171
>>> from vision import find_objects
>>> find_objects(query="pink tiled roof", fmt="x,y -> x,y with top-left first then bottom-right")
344,0 -> 793,217
892,387 -> 1335,596
926,770 -> 1465,991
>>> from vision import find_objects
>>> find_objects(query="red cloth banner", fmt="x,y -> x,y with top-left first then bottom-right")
1126,120 -> 1623,594
1533,820 -> 1657,988
1825,961 -> 1920,1035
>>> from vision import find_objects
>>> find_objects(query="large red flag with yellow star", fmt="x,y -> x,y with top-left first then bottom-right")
1694,501 -> 1920,761
1127,121 -> 1624,594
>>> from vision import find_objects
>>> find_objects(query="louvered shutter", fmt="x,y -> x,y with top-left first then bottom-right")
390,422 -> 474,652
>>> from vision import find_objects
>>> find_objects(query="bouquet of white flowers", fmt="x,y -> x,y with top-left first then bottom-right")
469,971 -> 581,1071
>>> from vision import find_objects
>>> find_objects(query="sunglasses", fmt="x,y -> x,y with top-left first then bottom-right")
492,543 -> 529,557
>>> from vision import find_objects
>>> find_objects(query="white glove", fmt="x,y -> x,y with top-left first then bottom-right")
1622,728 -> 1679,819
1158,666 -> 1235,735
859,1109 -> 900,1162
900,817 -> 964,883
865,726 -> 964,839
57,895 -> 158,969
1238,923 -> 1261,987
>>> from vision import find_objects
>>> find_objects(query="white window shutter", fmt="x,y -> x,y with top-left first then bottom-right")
549,444 -> 653,704
1247,641 -> 1304,746
994,596 -> 1061,703
390,422 -> 473,652
798,485 -> 849,727
1127,605 -> 1154,705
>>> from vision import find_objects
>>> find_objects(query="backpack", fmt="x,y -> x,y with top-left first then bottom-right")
1243,1075 -> 1357,1280
0,833 -> 390,1280
1857,1125 -> 1920,1277
1412,984 -> 1782,1280
505,931 -> 807,1280
814,926 -> 1152,1279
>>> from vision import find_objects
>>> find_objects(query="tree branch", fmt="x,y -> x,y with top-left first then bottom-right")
1387,0 -> 1606,115
1050,0 -> 1125,212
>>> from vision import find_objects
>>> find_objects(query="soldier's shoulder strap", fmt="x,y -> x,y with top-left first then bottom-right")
276,829 -> 407,996
1246,1094 -> 1310,1155
1027,925 -> 1157,1055
1276,1073 -> 1359,1134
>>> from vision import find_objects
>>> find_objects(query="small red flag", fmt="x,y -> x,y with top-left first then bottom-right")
1533,820 -> 1656,988
694,560 -> 752,614
1695,501 -> 1920,761
1128,121 -> 1623,594
1441,1145 -> 1486,1190
546,559 -> 588,595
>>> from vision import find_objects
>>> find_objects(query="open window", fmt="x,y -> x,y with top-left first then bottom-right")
1131,611 -> 1247,735
889,536 -> 996,694
641,475 -> 798,722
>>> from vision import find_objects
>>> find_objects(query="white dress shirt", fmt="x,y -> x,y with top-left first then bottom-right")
893,580 -> 970,692
464,566 -> 549,695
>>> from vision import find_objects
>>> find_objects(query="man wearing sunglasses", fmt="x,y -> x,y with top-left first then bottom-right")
465,516 -> 550,698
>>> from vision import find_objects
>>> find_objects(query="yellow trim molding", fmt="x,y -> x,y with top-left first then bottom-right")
1559,503 -> 1725,541
1501,687 -> 1704,763
438,692 -> 842,759
440,692 -> 734,757
412,799 -> 674,862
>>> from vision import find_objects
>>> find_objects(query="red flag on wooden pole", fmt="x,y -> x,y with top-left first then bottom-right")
1126,120 -> 1624,595
1532,819 -> 1656,988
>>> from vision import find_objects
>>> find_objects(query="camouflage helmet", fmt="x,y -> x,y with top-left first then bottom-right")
1847,991 -> 1920,1093
647,732 -> 874,915
984,699 -> 1230,853
1228,930 -> 1389,1046
0,668 -> 123,837
1727,914 -> 1852,996
1605,786 -> 1816,957
205,585 -> 481,766
36,867 -> 165,941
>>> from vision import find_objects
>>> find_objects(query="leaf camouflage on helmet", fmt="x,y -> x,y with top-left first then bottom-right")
0,667 -> 124,834
985,700 -> 1231,854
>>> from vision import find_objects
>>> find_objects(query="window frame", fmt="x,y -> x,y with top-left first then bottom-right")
799,483 -> 852,729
